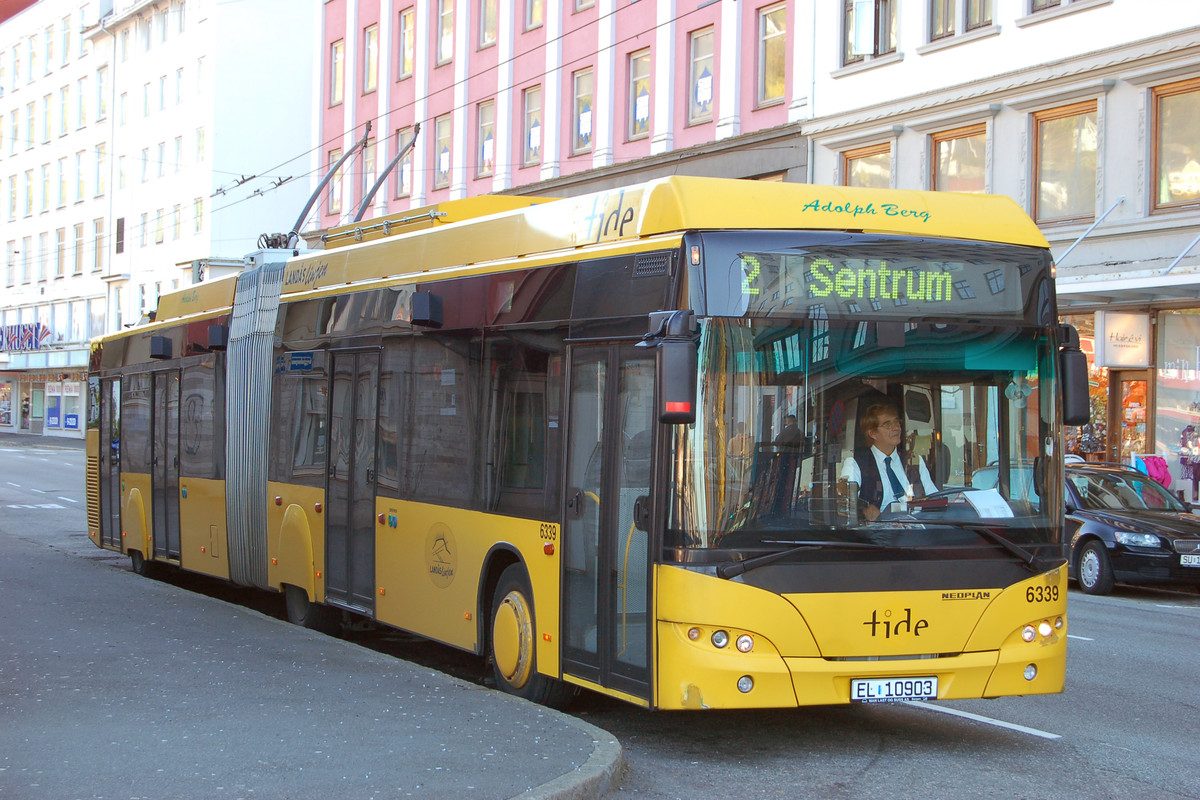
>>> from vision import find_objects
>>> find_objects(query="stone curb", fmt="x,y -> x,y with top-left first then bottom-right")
509,715 -> 626,800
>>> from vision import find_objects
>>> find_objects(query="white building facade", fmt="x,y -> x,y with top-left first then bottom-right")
802,0 -> 1200,496
0,0 -> 319,437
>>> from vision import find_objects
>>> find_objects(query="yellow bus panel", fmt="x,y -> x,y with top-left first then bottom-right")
177,477 -> 229,581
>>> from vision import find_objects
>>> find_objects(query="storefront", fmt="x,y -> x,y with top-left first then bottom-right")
1061,308 -> 1200,502
0,321 -> 89,439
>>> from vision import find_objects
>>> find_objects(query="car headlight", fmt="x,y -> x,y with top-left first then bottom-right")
1114,531 -> 1162,548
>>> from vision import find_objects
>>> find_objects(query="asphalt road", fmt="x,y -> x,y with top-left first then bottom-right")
4,438 -> 1199,799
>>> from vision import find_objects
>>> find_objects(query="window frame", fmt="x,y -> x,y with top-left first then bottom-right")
1151,78 -> 1200,214
688,27 -> 715,125
363,25 -> 379,94
330,39 -> 345,106
437,0 -> 455,66
479,0 -> 498,48
842,142 -> 892,188
397,9 -> 415,80
572,67 -> 594,155
394,127 -> 415,198
477,100 -> 495,178
327,148 -> 343,214
930,123 -> 987,193
758,3 -> 787,108
628,48 -> 651,141
434,114 -> 452,189
523,85 -> 542,167
843,0 -> 897,66
1032,100 -> 1098,224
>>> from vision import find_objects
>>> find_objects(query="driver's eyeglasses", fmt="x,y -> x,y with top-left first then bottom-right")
877,419 -> 902,429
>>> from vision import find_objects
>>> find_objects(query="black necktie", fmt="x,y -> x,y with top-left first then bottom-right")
884,455 -> 906,500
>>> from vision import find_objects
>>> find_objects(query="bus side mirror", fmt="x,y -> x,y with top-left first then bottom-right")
1059,323 -> 1089,426
652,311 -> 697,425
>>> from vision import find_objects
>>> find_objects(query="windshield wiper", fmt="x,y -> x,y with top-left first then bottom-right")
955,524 -> 1046,573
718,540 -> 898,579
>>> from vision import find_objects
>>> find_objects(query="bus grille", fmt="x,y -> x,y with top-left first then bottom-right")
85,456 -> 101,536
634,253 -> 670,277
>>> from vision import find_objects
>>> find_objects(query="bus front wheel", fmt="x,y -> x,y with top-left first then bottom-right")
489,564 -> 576,709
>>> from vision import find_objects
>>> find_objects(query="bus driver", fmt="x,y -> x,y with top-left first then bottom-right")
840,403 -> 937,521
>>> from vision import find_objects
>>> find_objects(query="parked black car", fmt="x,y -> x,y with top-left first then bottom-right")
1065,463 -> 1200,594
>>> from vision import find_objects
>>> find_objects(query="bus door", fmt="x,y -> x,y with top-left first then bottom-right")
99,378 -> 122,548
151,370 -> 181,560
562,344 -> 655,699
325,349 -> 380,615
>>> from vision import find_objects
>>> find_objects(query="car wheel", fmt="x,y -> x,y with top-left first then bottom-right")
1077,540 -> 1115,595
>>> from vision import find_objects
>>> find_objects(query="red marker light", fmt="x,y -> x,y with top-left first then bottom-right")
665,401 -> 691,414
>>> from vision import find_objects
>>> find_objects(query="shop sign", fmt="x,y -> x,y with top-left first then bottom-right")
1,323 -> 51,352
1095,311 -> 1150,368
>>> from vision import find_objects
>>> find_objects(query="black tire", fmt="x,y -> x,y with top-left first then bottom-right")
1077,540 -> 1115,595
129,550 -> 155,577
489,564 -> 577,709
284,584 -> 340,635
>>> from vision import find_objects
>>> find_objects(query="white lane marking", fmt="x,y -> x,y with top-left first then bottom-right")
1067,634 -> 1093,641
57,496 -> 78,503
906,700 -> 1061,740
1156,604 -> 1200,609
6,482 -> 19,488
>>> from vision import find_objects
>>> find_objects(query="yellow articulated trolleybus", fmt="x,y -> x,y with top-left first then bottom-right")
85,177 -> 1090,710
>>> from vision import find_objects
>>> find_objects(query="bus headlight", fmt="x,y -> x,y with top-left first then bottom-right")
711,630 -> 729,649
1024,664 -> 1037,681
1021,625 -> 1036,642
737,675 -> 754,693
736,634 -> 754,653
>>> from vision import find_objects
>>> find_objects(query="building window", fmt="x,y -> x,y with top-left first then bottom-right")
155,209 -> 164,244
172,205 -> 181,240
74,151 -> 84,201
438,0 -> 455,65
398,9 -> 415,79
843,0 -> 896,65
194,198 -> 204,233
932,0 -> 993,40
523,85 -> 542,166
843,143 -> 891,188
115,218 -> 124,255
394,127 -> 415,197
434,114 -> 452,189
931,124 -> 986,193
1033,101 -> 1097,223
73,223 -> 83,273
575,0 -> 594,10
95,143 -> 106,197
573,68 -> 593,155
55,228 -> 66,275
477,101 -> 495,177
526,0 -> 544,29
59,86 -> 69,136
330,40 -> 344,105
1153,78 -> 1200,213
76,77 -> 87,128
480,0 -> 498,47
93,218 -> 105,271
96,66 -> 108,120
140,213 -> 148,247
41,94 -> 51,142
629,49 -> 651,140
39,164 -> 49,212
688,27 -> 715,124
363,25 -> 379,94
327,149 -> 343,214
759,4 -> 786,106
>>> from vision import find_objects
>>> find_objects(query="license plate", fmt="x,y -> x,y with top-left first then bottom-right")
1182,554 -> 1200,567
851,676 -> 937,703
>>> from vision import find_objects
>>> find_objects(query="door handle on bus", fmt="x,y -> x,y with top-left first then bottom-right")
566,489 -> 583,519
633,495 -> 651,532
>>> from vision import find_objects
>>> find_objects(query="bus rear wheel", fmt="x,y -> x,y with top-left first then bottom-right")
284,585 -> 340,635
490,564 -> 577,709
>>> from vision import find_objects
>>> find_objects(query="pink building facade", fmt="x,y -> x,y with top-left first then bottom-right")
316,0 -> 805,230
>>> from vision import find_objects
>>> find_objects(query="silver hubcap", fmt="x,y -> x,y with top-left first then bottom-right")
1080,549 -> 1100,587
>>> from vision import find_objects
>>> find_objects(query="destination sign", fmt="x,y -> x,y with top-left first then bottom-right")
726,249 -> 1029,320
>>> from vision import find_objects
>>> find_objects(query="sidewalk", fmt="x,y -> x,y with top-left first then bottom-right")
0,519 -> 624,799
0,430 -> 85,449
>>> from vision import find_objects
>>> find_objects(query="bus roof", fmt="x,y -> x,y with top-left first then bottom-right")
146,177 -> 1049,325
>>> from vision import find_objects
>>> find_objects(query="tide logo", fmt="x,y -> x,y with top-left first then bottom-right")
862,608 -> 929,638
